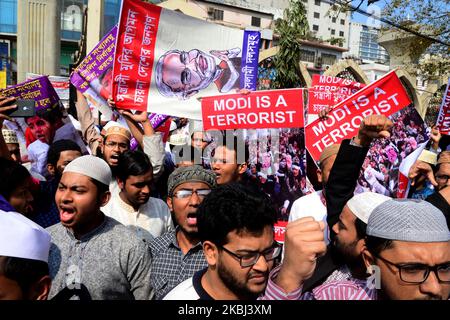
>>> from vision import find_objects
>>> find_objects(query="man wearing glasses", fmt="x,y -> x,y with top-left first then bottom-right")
264,199 -> 450,300
164,183 -> 281,300
149,165 -> 217,300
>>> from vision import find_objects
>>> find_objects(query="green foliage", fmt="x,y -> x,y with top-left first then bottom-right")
272,0 -> 309,89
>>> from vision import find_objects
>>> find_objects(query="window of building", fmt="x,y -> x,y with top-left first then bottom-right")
251,16 -> 261,27
212,9 -> 224,21
339,31 -> 344,37
300,49 -> 315,63
331,29 -> 335,35
313,25 -> 319,31
332,17 -> 336,23
321,53 -> 337,66
0,0 -> 17,34
61,0 -> 86,40
315,0 -> 321,5
340,19 -> 345,25
314,12 -> 320,19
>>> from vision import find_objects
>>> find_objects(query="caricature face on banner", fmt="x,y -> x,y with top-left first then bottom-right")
113,0 -> 260,120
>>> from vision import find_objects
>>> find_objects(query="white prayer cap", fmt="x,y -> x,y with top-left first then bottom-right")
347,192 -> 391,224
63,155 -> 112,186
0,211 -> 51,263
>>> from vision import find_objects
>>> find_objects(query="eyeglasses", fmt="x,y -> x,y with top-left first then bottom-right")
104,141 -> 129,150
436,175 -> 450,184
179,51 -> 192,87
173,189 -> 211,199
219,243 -> 282,268
375,254 -> 450,284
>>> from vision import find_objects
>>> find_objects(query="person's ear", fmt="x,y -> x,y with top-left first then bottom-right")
117,178 -> 125,190
47,163 -> 56,177
362,248 -> 375,270
238,163 -> 248,175
316,168 -> 323,184
356,238 -> 367,256
100,191 -> 111,207
203,241 -> 219,267
27,275 -> 51,300
167,196 -> 173,212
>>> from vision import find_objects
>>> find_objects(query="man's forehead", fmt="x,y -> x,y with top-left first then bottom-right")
437,163 -> 450,174
105,134 -> 129,144
383,240 -> 450,263
60,171 -> 94,186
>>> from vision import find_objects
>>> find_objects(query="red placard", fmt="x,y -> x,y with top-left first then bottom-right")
308,74 -> 365,116
305,70 -> 412,162
201,89 -> 304,130
436,78 -> 450,135
274,221 -> 288,244
112,0 -> 162,111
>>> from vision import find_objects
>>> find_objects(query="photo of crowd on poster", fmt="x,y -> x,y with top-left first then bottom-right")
243,128 -> 311,221
356,106 -> 429,197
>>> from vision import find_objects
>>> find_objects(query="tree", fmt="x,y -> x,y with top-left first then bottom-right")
332,0 -> 449,80
272,0 -> 309,89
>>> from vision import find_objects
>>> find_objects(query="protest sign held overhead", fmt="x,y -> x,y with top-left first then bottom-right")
308,74 -> 365,123
27,73 -> 69,109
436,78 -> 450,135
70,25 -> 117,120
201,89 -> 304,130
112,0 -> 260,119
305,70 -> 412,162
0,75 -> 60,113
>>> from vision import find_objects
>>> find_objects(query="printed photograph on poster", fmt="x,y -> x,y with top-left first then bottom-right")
244,128 -> 310,222
113,0 -> 260,120
355,106 -> 429,197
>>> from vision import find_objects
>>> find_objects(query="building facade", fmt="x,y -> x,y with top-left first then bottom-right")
347,22 -> 389,64
301,0 -> 350,48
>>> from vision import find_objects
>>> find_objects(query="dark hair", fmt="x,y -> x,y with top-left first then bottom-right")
0,158 -> 31,200
212,131 -> 249,165
89,178 -> 110,196
116,150 -> 153,182
197,183 -> 277,246
365,235 -> 394,256
355,217 -> 367,240
0,256 -> 49,294
29,104 -> 64,124
173,144 -> 203,165
46,139 -> 82,166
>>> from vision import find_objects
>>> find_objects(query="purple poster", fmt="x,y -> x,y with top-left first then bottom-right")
0,76 -> 60,112
70,26 -> 118,119
240,30 -> 260,90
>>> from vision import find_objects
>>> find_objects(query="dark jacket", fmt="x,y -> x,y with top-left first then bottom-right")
302,139 -> 369,292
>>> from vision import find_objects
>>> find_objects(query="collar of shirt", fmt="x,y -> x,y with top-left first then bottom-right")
117,192 -> 141,214
169,226 -> 203,252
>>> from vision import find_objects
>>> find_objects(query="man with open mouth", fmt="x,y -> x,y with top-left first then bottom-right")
46,155 -> 153,300
149,165 -> 216,300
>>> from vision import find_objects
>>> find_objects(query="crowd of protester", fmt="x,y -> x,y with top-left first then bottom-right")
0,88 -> 449,301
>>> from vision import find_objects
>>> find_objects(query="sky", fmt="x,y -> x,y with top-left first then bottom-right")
350,0 -> 386,26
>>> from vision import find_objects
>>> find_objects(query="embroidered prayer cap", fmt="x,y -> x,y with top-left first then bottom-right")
102,121 -> 131,141
367,199 -> 450,242
2,129 -> 18,144
63,155 -> 112,186
347,192 -> 391,224
167,165 -> 217,196
0,211 -> 51,263
319,144 -> 341,165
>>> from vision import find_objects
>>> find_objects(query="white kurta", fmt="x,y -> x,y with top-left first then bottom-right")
102,191 -> 173,244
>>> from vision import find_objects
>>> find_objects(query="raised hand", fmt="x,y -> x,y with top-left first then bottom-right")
355,114 -> 393,147
275,217 -> 327,292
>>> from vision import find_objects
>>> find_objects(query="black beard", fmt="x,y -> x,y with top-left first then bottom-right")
217,262 -> 260,300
